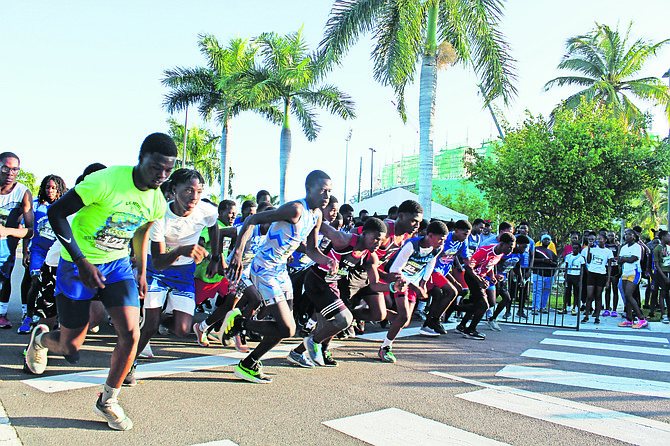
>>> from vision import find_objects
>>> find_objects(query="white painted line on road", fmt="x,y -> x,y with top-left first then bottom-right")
0,402 -> 22,446
323,407 -> 512,446
188,440 -> 239,446
355,326 -> 422,341
541,337 -> 670,357
431,371 -> 670,446
521,348 -> 670,372
552,330 -> 669,344
496,365 -> 670,399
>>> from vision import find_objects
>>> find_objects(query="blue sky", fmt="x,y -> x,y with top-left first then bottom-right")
2,0 -> 669,203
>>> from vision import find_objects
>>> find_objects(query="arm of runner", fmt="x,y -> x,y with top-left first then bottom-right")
132,221 -> 154,298
364,252 -> 407,293
304,211 -> 336,271
48,189 -> 108,289
21,189 -> 34,267
227,200 -> 301,281
149,240 -> 209,271
205,222 -> 220,278
319,219 -> 353,249
0,226 -> 29,238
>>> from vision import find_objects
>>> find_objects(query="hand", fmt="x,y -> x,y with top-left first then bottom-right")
181,244 -> 209,264
74,257 -> 106,290
226,250 -> 243,283
205,258 -> 221,279
476,275 -> 488,288
22,251 -> 31,268
495,274 -> 504,282
137,273 -> 147,298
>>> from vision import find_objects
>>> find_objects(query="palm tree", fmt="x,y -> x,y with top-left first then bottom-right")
234,27 -> 356,203
320,0 -> 517,217
166,117 -> 221,186
544,22 -> 670,128
162,34 -> 281,199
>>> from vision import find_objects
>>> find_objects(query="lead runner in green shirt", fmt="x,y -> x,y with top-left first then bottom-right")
23,133 -> 177,431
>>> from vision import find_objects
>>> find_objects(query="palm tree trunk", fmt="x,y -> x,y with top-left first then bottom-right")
220,117 -> 231,199
279,99 -> 291,204
418,5 -> 439,219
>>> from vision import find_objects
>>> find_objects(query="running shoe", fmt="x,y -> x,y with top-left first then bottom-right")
602,310 -> 611,317
618,320 -> 633,327
610,311 -> 618,317
322,350 -> 339,367
17,315 -> 32,334
94,394 -> 133,431
0,314 -> 11,329
378,346 -> 396,363
632,318 -> 648,329
581,316 -> 589,323
532,309 -> 540,316
594,318 -> 600,325
662,315 -> 669,324
462,329 -> 485,340
353,320 -> 365,335
123,363 -> 137,387
233,334 -> 250,353
571,307 -> 577,316
157,324 -> 169,335
193,322 -> 210,347
304,336 -> 325,366
540,308 -> 549,314
517,311 -> 528,319
24,324 -> 49,375
427,317 -> 447,334
234,360 -> 272,384
419,324 -> 439,337
454,324 -> 466,334
222,309 -> 243,337
138,342 -> 154,359
502,312 -> 511,319
487,319 -> 502,331
287,350 -> 315,368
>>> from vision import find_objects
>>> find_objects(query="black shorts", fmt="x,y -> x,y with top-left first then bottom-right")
35,264 -> 58,319
304,269 -> 346,319
587,272 -> 607,288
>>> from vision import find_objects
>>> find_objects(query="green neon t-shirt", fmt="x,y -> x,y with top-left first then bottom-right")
62,165 -> 167,265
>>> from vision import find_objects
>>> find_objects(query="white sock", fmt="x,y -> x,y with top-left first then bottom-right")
101,383 -> 121,404
305,318 -> 317,329
199,320 -> 209,331
0,302 -> 8,315
381,336 -> 393,349
21,304 -> 27,315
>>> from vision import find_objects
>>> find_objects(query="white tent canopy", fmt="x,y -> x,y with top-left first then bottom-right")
351,188 -> 468,221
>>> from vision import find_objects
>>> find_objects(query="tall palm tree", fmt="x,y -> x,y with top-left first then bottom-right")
162,34 -> 281,199
234,27 -> 356,203
166,117 -> 221,186
320,0 -> 517,217
544,22 -> 670,128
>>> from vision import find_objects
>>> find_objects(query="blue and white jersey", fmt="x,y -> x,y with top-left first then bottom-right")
252,199 -> 319,271
434,232 -> 468,277
520,237 -> 535,268
466,233 -> 481,258
29,200 -> 57,255
229,225 -> 267,279
497,252 -> 522,279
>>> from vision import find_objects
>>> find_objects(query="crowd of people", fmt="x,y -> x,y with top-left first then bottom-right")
1,132 -> 667,432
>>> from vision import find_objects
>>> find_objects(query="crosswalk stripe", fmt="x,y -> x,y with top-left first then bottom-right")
355,326 -> 422,341
188,441 -> 239,446
431,371 -> 670,446
322,407 -> 511,446
496,365 -> 670,398
552,329 -> 669,344
541,337 -> 670,357
521,348 -> 670,372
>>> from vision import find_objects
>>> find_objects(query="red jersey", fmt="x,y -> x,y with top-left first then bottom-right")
470,244 -> 504,277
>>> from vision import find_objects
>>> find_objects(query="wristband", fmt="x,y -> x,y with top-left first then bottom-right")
389,281 -> 396,293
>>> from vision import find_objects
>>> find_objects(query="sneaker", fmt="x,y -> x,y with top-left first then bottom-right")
581,316 -> 589,323
207,330 -> 222,344
322,350 -> 339,367
610,311 -> 618,317
234,360 -> 272,384
419,324 -> 439,337
633,319 -> 648,329
222,309 -> 243,337
286,350 -> 315,368
557,308 -> 566,315
502,311 -> 511,319
487,319 -> 502,331
24,324 -> 49,375
193,322 -> 210,347
123,363 -> 137,387
454,324 -> 466,334
540,308 -> 549,314
233,334 -> 250,353
532,309 -> 540,316
378,346 -> 396,363
0,314 -> 11,329
662,315 -> 669,324
462,329 -> 486,340
17,315 -> 32,334
94,395 -> 133,431
594,317 -> 600,325
195,304 -> 205,313
304,336 -> 325,366
427,317 -> 447,334
602,310 -> 611,317
618,320 -> 633,327
353,320 -> 365,335
517,311 -> 528,319
138,342 -> 154,359
571,307 -> 577,316
157,324 -> 169,335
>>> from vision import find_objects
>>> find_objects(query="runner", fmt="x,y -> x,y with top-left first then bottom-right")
223,170 -> 336,384
488,234 -> 530,330
0,152 -> 34,329
23,133 -> 177,430
617,228 -> 647,329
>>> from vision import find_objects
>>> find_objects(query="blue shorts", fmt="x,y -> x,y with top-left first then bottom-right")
145,260 -> 196,313
55,257 -> 139,304
250,260 -> 293,306
29,247 -> 49,276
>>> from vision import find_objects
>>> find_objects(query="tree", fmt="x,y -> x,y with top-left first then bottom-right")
434,185 -> 494,222
166,117 -> 221,186
544,22 -> 670,128
17,170 -> 38,196
162,34 -> 281,199
235,27 -> 356,203
320,0 -> 517,217
466,100 -> 670,247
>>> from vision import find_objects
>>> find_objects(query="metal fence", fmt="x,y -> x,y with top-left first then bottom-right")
501,266 -> 583,330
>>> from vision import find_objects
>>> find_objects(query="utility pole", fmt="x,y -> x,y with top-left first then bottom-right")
344,128 -> 352,202
369,147 -> 376,198
182,106 -> 188,167
664,69 -> 670,229
357,156 -> 362,202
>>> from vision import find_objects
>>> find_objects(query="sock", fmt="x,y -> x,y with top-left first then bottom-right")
381,336 -> 393,349
0,302 -> 8,315
100,383 -> 120,404
21,304 -> 27,315
305,318 -> 317,330
199,320 -> 209,332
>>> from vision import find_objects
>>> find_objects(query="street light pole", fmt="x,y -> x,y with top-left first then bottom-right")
663,68 -> 670,229
369,147 -> 376,198
344,128 -> 352,202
